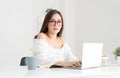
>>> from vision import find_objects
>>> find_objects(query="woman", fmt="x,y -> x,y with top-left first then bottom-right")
32,9 -> 81,68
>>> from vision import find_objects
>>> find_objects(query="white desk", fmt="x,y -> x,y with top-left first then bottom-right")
0,65 -> 120,78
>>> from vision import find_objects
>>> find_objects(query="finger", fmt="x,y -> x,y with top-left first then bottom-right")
76,62 -> 81,67
73,62 -> 80,67
79,60 -> 82,64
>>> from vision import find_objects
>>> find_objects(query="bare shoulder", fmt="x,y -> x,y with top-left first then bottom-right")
37,33 -> 47,39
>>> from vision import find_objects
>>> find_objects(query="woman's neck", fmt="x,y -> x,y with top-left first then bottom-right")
46,33 -> 57,40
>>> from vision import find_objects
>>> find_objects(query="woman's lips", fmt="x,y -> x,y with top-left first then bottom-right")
53,28 -> 59,30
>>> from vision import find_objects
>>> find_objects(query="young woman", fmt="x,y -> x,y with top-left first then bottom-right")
32,9 -> 81,68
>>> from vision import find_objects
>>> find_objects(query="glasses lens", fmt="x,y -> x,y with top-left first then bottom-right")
57,21 -> 62,26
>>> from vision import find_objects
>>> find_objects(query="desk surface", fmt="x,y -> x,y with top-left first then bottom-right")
0,65 -> 120,78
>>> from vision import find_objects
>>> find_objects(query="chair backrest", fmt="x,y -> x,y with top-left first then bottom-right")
20,57 -> 27,66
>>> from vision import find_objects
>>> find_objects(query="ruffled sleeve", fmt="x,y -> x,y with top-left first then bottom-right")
31,39 -> 57,67
64,43 -> 78,61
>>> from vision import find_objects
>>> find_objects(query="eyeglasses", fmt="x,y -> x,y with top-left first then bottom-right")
49,20 -> 62,26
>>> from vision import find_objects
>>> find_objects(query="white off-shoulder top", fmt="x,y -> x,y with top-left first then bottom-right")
31,39 -> 77,67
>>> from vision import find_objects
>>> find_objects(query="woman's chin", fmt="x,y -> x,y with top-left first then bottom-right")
53,30 -> 60,34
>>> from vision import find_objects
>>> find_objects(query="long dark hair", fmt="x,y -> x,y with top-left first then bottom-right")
34,9 -> 64,39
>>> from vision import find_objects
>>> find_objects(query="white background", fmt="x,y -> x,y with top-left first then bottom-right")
0,0 -> 120,67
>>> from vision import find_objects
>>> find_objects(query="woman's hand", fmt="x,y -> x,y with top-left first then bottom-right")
64,61 -> 82,67
54,60 -> 82,67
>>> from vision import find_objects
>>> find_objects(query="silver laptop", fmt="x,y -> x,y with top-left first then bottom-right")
64,43 -> 103,69
81,43 -> 103,69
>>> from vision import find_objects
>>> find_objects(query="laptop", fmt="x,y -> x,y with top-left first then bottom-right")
64,43 -> 103,70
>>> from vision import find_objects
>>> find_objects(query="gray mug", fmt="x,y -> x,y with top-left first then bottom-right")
26,56 -> 38,70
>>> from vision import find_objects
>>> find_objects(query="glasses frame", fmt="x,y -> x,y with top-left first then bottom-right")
49,20 -> 62,26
